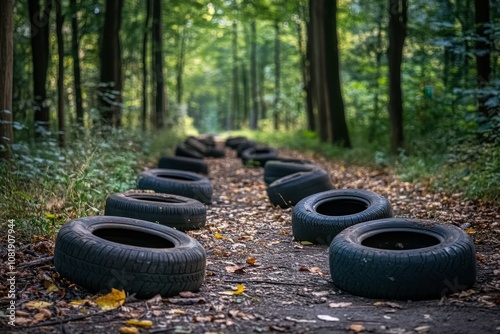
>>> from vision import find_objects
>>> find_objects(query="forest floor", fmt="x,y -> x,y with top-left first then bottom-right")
1,143 -> 500,333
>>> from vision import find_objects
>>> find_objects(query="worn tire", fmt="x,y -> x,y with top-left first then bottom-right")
206,148 -> 226,158
158,156 -> 208,175
138,169 -> 212,204
185,136 -> 209,156
53,216 -> 206,298
267,169 -> 333,208
264,160 -> 317,185
292,189 -> 393,245
236,141 -> 257,158
329,218 -> 477,300
241,147 -> 279,167
104,191 -> 206,231
225,136 -> 247,149
175,143 -> 204,159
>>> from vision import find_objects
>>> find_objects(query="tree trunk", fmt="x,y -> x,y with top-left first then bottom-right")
70,0 -> 84,127
99,0 -> 123,128
274,22 -> 281,131
152,0 -> 166,129
324,0 -> 351,147
250,21 -> 259,130
28,0 -> 51,137
177,26 -> 187,106
474,0 -> 491,118
241,64 -> 249,127
142,0 -> 152,132
258,40 -> 269,121
0,0 -> 14,160
387,0 -> 407,154
229,21 -> 239,130
368,7 -> 384,141
55,0 -> 65,148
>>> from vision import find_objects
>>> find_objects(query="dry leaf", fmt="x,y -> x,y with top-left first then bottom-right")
329,302 -> 352,308
219,284 -> 245,295
126,319 -> 153,328
373,301 -> 403,309
119,326 -> 138,334
225,265 -> 246,274
25,301 -> 53,310
95,288 -> 126,310
69,299 -> 90,306
300,241 -> 314,245
465,228 -> 476,234
312,291 -> 330,297
246,257 -> 257,266
193,315 -> 213,322
317,315 -> 340,322
349,323 -> 366,332
215,233 -> 226,239
285,316 -> 316,323
169,309 -> 186,315
179,291 -> 198,298
42,279 -> 60,293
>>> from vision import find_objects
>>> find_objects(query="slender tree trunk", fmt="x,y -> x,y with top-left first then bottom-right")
177,26 -> 187,106
258,40 -> 269,121
28,0 -> 51,137
368,8 -> 384,141
99,0 -> 123,128
70,0 -> 84,127
273,22 -> 281,131
229,21 -> 239,130
242,64 -> 249,127
152,0 -> 166,129
474,0 -> 491,118
142,0 -> 151,132
250,21 -> 259,130
324,0 -> 351,147
387,0 -> 407,154
55,0 -> 65,147
0,0 -> 14,160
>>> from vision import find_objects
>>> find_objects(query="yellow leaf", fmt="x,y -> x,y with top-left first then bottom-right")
169,309 -> 186,315
70,299 -> 90,306
44,213 -> 58,219
219,284 -> 245,296
300,241 -> 313,245
465,228 -> 476,234
246,257 -> 256,266
25,301 -> 53,310
119,327 -> 138,334
214,232 -> 225,239
94,288 -> 126,310
126,319 -> 153,328
43,279 -> 60,293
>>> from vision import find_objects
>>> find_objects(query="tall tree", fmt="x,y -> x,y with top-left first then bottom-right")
142,0 -> 152,132
28,0 -> 51,137
273,21 -> 281,130
474,0 -> 491,118
324,0 -> 351,147
70,0 -> 84,127
387,0 -> 408,154
152,0 -> 166,129
55,0 -> 65,148
0,0 -> 14,160
99,0 -> 123,128
250,20 -> 259,130
229,21 -> 239,130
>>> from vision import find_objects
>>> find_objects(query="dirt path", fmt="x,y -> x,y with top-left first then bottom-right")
1,145 -> 499,333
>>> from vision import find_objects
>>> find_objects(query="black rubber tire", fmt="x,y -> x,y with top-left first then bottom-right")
185,136 -> 209,156
53,216 -> 206,298
198,135 -> 216,148
263,160 -> 318,185
225,136 -> 247,149
206,148 -> 226,158
329,218 -> 477,300
291,189 -> 393,245
175,143 -> 204,159
137,169 -> 213,204
158,156 -> 208,175
236,141 -> 257,158
104,191 -> 206,231
241,147 -> 279,167
267,168 -> 333,208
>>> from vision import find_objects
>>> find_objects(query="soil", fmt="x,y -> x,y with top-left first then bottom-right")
1,143 -> 499,334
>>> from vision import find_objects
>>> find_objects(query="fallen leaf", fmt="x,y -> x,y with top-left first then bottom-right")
126,319 -> 153,328
25,301 -> 53,310
329,302 -> 352,308
168,309 -> 186,315
312,291 -> 330,297
193,315 -> 213,322
69,299 -> 90,306
215,233 -> 226,239
179,291 -> 198,298
119,327 -> 138,334
229,309 -> 255,320
373,301 -> 403,309
246,257 -> 257,266
300,241 -> 313,245
414,325 -> 431,333
465,228 -> 476,234
349,323 -> 366,332
285,316 -> 316,323
317,315 -> 340,322
225,265 -> 246,274
95,288 -> 126,310
15,310 -> 30,317
219,284 -> 245,296
42,278 -> 60,293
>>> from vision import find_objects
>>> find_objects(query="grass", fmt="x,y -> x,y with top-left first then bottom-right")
0,127 -> 184,239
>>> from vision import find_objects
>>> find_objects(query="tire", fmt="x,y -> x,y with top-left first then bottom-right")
137,169 -> 213,204
225,136 -> 247,149
329,218 -> 477,300
263,160 -> 317,185
158,156 -> 209,175
104,191 -> 206,231
53,216 -> 206,298
175,143 -> 204,159
291,189 -> 393,245
236,141 -> 257,158
241,147 -> 279,167
206,148 -> 226,158
198,135 -> 216,148
267,168 -> 333,208
185,136 -> 209,156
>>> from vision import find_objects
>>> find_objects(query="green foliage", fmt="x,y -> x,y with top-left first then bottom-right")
0,129 -> 181,238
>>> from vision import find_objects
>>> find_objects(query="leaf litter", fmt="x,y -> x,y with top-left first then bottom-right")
0,145 -> 499,333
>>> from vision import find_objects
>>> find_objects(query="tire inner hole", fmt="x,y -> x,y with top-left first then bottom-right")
93,228 -> 174,248
362,231 -> 440,250
316,199 -> 368,216
131,195 -> 184,203
157,174 -> 194,181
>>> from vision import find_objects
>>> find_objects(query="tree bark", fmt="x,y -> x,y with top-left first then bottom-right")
368,6 -> 384,141
0,0 -> 14,160
55,0 -> 65,148
142,0 -> 152,132
152,0 -> 166,129
474,0 -> 491,118
250,21 -> 259,130
387,0 -> 407,154
28,0 -> 52,137
273,22 -> 281,131
99,0 -> 123,128
177,26 -> 187,106
229,21 -> 239,130
324,0 -> 351,147
70,0 -> 84,127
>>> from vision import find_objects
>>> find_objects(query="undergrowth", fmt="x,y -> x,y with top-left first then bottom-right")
0,128 -> 183,239
228,129 -> 500,205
